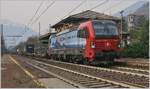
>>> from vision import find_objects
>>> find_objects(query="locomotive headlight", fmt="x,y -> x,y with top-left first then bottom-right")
106,42 -> 110,46
118,44 -> 121,48
90,42 -> 95,48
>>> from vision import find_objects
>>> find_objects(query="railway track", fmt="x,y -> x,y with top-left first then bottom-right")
111,66 -> 149,75
115,59 -> 149,70
22,56 -> 149,88
21,57 -> 136,88
126,61 -> 149,70
30,57 -> 148,88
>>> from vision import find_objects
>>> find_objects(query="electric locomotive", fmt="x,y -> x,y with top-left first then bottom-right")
48,20 -> 121,64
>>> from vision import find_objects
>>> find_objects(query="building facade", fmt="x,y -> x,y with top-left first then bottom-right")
128,14 -> 146,31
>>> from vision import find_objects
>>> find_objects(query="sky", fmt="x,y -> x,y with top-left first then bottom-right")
0,0 -> 148,35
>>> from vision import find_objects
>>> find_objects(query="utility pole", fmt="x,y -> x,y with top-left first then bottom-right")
24,25 -> 27,33
39,22 -> 41,37
38,22 -> 41,54
120,10 -> 124,47
1,24 -> 3,40
1,24 -> 6,55
1,24 -> 3,55
49,24 -> 51,33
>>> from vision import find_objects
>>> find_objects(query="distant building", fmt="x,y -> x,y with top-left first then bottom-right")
125,13 -> 147,47
127,14 -> 146,31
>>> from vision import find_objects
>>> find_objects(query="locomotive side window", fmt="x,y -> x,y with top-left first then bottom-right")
77,27 -> 88,38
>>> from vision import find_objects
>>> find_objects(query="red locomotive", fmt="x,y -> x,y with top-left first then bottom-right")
47,20 -> 121,64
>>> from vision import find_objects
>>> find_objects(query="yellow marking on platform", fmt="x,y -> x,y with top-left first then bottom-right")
9,55 -> 47,88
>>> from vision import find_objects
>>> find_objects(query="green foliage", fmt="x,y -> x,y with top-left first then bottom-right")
121,20 -> 149,58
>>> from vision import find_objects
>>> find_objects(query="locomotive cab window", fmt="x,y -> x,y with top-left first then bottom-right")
77,27 -> 89,38
93,21 -> 118,38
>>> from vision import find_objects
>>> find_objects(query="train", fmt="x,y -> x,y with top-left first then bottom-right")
47,20 -> 121,64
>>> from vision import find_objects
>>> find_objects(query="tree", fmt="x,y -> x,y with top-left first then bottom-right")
122,20 -> 149,58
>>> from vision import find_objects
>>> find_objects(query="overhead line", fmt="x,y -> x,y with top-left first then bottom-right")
62,0 -> 86,19
89,0 -> 108,10
21,1 -> 45,42
26,0 -> 108,36
19,0 -> 55,43
101,0 -> 123,13
20,0 -> 54,42
27,1 -> 45,26
59,0 -> 108,23
30,0 -> 55,26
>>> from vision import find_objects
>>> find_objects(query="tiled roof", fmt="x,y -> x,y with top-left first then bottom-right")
52,10 -> 120,28
71,10 -> 119,20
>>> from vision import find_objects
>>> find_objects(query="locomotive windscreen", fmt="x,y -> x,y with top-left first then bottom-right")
92,21 -> 118,38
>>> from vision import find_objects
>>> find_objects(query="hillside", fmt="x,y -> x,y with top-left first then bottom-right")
114,1 -> 149,18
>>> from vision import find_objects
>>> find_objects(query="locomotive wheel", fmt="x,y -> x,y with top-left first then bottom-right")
108,60 -> 114,66
82,59 -> 89,65
108,57 -> 115,66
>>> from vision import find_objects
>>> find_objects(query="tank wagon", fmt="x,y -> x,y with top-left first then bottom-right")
47,20 -> 121,64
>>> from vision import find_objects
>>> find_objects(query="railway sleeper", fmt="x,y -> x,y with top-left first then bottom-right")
82,82 -> 107,86
78,80 -> 101,83
88,83 -> 112,88
112,85 -> 122,88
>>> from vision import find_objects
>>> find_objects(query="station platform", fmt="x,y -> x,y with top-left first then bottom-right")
1,54 -> 75,88
1,54 -> 39,88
